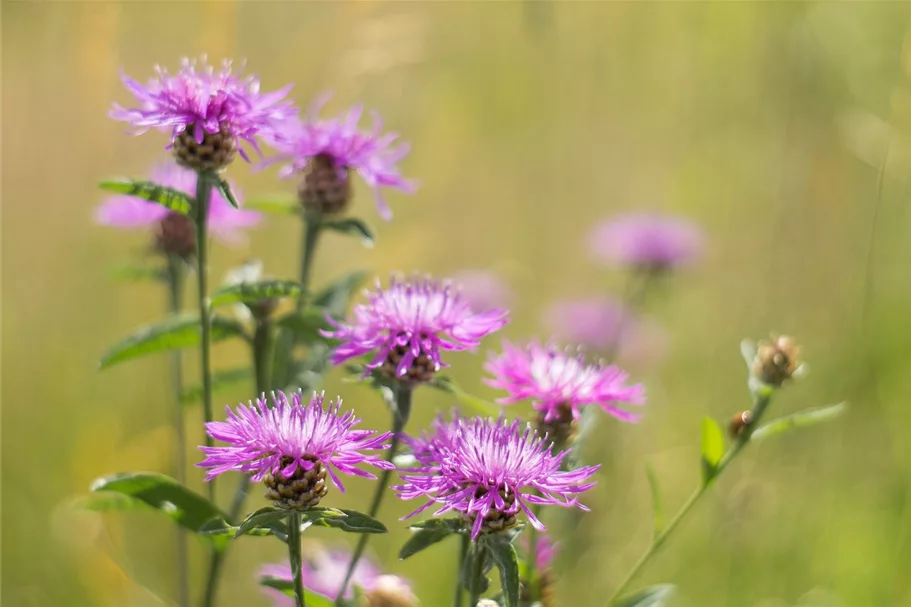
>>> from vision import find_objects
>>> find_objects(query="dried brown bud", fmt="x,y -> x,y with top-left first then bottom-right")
173,123 -> 237,173
753,335 -> 801,387
363,576 -> 418,607
728,410 -> 753,438
298,153 -> 352,216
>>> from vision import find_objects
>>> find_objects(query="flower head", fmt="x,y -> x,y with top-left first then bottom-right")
543,297 -> 629,354
198,391 -> 392,509
394,415 -> 599,540
110,56 -> 295,170
269,94 -> 415,219
95,162 -> 261,247
485,340 -> 645,424
324,275 -> 508,385
588,212 -> 703,271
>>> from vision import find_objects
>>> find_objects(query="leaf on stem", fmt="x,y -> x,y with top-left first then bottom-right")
99,313 -> 247,369
214,178 -> 239,209
399,518 -> 464,560
87,472 -> 228,534
99,179 -> 194,216
302,508 -> 387,534
320,218 -> 375,248
235,506 -> 290,538
700,417 -> 724,485
245,197 -> 302,215
645,462 -> 664,538
258,578 -> 335,607
210,280 -> 305,308
615,584 -> 676,607
751,402 -> 848,441
484,534 -> 520,607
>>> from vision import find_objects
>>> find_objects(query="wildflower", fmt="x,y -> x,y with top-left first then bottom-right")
588,212 -> 702,271
394,415 -> 599,540
259,545 -> 415,605
110,56 -> 295,172
485,341 -> 645,449
269,94 -> 415,218
449,269 -> 515,313
95,162 -> 261,255
542,297 -> 629,354
198,391 -> 392,510
324,275 -> 508,385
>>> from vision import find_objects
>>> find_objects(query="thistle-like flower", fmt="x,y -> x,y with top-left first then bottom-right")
259,546 -> 416,606
110,56 -> 295,172
95,162 -> 261,256
268,94 -> 415,219
394,415 -> 599,540
198,391 -> 392,510
588,212 -> 703,271
324,275 -> 508,385
485,341 -> 645,449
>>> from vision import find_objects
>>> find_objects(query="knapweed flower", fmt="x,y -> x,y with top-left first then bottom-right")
269,94 -> 415,219
588,212 -> 703,271
394,415 -> 599,539
485,341 -> 645,448
110,56 -> 295,172
324,275 -> 508,385
450,269 -> 515,313
543,297 -> 629,354
198,391 -> 392,510
95,162 -> 261,255
259,546 -> 416,606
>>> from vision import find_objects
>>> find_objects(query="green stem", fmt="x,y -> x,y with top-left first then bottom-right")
166,256 -> 189,607
296,213 -> 322,313
288,511 -> 307,607
454,534 -> 469,607
524,503 -> 542,602
202,550 -> 224,607
336,385 -> 413,604
194,172 -> 216,502
468,541 -> 486,607
604,391 -> 772,605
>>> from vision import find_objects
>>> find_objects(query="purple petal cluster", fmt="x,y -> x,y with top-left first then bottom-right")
197,391 -> 392,490
485,341 -> 646,423
95,162 -> 261,243
394,415 -> 599,539
269,94 -> 416,220
110,56 -> 295,159
520,532 -> 558,571
323,275 -> 508,379
588,212 -> 703,270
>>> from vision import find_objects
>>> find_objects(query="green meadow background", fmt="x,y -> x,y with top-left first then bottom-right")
4,2 -> 911,606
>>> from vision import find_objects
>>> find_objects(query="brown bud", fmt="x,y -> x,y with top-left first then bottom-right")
154,213 -> 196,258
263,456 -> 328,510
753,335 -> 801,387
173,123 -> 237,173
298,153 -> 352,216
362,576 -> 418,607
728,410 -> 753,438
535,403 -> 576,454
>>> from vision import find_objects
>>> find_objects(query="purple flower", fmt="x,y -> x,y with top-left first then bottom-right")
485,341 -> 646,424
269,94 -> 415,220
394,415 -> 599,539
520,532 -> 557,571
450,269 -> 515,313
197,391 -> 392,493
95,162 -> 261,244
588,212 -> 703,270
543,297 -> 629,354
110,56 -> 295,160
323,275 -> 508,384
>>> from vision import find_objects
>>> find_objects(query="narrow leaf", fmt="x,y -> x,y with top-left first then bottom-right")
216,179 -> 239,209
485,534 -> 520,607
700,417 -> 725,485
88,472 -> 227,533
321,218 -> 375,247
258,577 -> 335,607
312,270 -> 370,318
645,462 -> 664,538
245,197 -> 301,215
277,308 -> 334,345
427,376 -> 502,416
399,519 -> 464,559
303,508 -> 387,534
99,180 -> 194,216
99,313 -> 247,369
108,263 -> 167,283
199,517 -> 286,542
210,279 -> 304,308
235,506 -> 289,538
751,402 -> 848,441
615,584 -> 676,607
180,367 -> 252,404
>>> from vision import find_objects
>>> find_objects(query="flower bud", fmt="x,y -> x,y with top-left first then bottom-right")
753,335 -> 801,387
298,152 -> 352,216
535,403 -> 576,454
363,576 -> 418,607
154,212 -> 196,258
173,123 -> 237,173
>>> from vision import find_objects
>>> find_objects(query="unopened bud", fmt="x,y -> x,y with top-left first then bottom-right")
154,213 -> 196,258
298,152 -> 352,216
363,576 -> 418,607
173,123 -> 237,173
728,410 -> 753,438
535,403 -> 576,454
753,335 -> 801,387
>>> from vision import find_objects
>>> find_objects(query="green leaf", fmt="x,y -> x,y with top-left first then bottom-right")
645,462 -> 664,538
198,517 -> 282,541
99,179 -> 194,216
210,280 -> 304,308
321,218 -> 375,248
99,313 -> 247,370
427,376 -> 502,417
399,518 -> 464,560
276,308 -> 333,344
215,179 -> 239,209
108,263 -> 167,283
303,508 -> 387,534
88,472 -> 227,533
615,584 -> 676,607
484,534 -> 520,607
245,197 -> 301,215
180,367 -> 252,404
751,402 -> 848,441
700,417 -> 725,485
235,506 -> 290,538
258,577 -> 334,607
75,491 -> 153,512
312,270 -> 370,318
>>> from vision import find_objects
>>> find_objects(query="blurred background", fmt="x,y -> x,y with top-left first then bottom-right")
4,2 -> 911,606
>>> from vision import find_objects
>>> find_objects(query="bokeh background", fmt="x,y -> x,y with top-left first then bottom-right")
4,2 -> 911,606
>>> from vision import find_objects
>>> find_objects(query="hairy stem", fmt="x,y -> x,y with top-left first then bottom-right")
288,511 -> 307,607
336,385 -> 413,604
